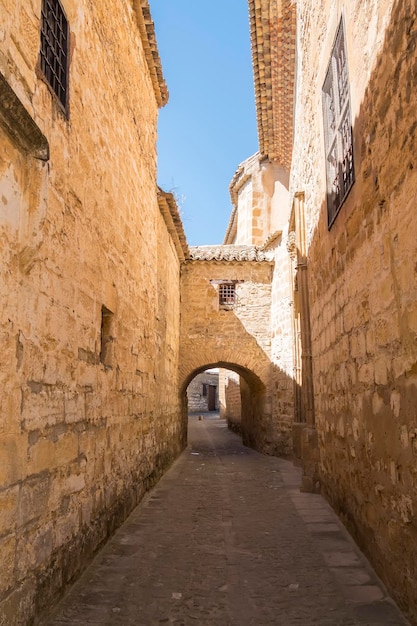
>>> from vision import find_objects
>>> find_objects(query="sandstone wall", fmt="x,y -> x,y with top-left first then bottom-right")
290,0 -> 417,618
180,259 -> 285,452
224,152 -> 294,453
270,232 -> 296,455
219,368 -> 242,432
0,1 -> 183,623
228,154 -> 290,246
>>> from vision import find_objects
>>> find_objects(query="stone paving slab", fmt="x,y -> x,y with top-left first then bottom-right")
42,415 -> 409,626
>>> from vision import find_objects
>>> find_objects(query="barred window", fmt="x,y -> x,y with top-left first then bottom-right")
219,283 -> 236,306
40,0 -> 69,112
322,17 -> 354,228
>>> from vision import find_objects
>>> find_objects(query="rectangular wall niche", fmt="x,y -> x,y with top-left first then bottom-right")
100,305 -> 113,367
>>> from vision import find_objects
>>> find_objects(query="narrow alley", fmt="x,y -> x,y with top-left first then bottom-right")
43,416 -> 408,626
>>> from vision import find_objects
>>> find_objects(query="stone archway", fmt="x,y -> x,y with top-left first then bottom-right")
180,360 -> 268,451
179,247 -> 293,455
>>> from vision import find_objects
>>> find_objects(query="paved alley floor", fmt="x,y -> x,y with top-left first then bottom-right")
43,415 -> 409,626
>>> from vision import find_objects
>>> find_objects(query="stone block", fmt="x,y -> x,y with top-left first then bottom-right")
64,391 -> 86,424
15,525 -> 53,580
0,485 -> 19,537
0,534 -> 16,596
21,384 -> 64,430
18,475 -> 50,527
0,434 -> 26,488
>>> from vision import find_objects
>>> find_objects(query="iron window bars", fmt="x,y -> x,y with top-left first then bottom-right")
322,17 -> 355,228
219,283 -> 236,306
40,0 -> 69,112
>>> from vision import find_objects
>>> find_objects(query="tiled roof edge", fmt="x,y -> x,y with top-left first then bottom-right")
248,0 -> 296,168
188,245 -> 274,262
157,189 -> 189,261
133,0 -> 169,108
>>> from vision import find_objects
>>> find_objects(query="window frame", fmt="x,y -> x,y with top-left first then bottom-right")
322,16 -> 355,229
39,0 -> 70,115
219,283 -> 236,308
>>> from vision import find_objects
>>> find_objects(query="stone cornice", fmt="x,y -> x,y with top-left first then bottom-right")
223,207 -> 237,244
132,0 -> 168,108
188,245 -> 274,263
248,0 -> 296,169
0,72 -> 49,160
157,189 -> 189,262
260,230 -> 283,250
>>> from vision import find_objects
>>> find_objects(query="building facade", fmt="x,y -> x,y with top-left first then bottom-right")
220,155 -> 295,453
0,1 -> 187,623
248,0 -> 417,620
2,0 -> 417,623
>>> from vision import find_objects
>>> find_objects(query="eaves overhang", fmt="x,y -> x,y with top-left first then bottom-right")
187,245 -> 274,263
157,189 -> 189,262
132,0 -> 168,108
0,72 -> 49,160
248,0 -> 296,169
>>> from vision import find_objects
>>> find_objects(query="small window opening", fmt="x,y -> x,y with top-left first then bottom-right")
40,0 -> 69,113
202,384 -> 208,397
100,306 -> 113,368
322,16 -> 354,227
219,283 -> 236,306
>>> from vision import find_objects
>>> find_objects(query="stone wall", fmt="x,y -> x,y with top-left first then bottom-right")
219,368 -> 242,432
187,371 -> 219,413
226,153 -> 290,246
269,231 -> 296,456
289,0 -> 417,619
223,152 -> 294,453
180,254 -> 288,453
0,2 -> 184,623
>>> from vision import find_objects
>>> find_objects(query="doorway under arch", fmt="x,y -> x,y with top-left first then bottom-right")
180,361 -> 268,451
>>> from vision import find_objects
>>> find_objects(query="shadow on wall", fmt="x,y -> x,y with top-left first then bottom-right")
297,0 -> 417,620
219,369 -> 242,433
180,357 -> 300,457
180,260 -> 297,456
181,361 -> 266,451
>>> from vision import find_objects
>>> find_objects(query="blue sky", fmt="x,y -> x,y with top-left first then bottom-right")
151,1 -> 258,246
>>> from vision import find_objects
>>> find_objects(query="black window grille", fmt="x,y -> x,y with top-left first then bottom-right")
219,283 -> 236,306
322,17 -> 354,228
40,0 -> 69,112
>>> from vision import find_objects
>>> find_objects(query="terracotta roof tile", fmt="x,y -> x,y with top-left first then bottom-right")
248,0 -> 296,168
133,0 -> 168,108
188,245 -> 274,262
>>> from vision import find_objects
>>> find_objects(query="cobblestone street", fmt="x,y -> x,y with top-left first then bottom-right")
43,415 -> 408,626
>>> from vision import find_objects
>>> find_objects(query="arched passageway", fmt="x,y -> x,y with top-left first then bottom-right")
180,361 -> 267,450
179,251 -> 292,455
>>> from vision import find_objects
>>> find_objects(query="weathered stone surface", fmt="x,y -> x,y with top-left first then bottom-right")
219,367 -> 241,431
283,0 -> 417,621
0,1 -> 184,624
180,258 -> 292,454
187,371 -> 219,413
42,417 -> 408,626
